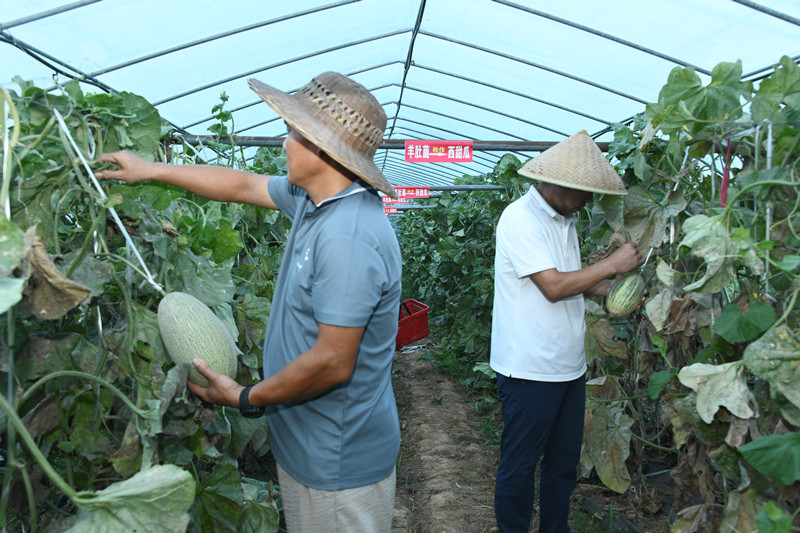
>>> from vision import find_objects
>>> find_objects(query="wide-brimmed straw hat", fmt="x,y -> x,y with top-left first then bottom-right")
518,130 -> 626,195
248,72 -> 397,198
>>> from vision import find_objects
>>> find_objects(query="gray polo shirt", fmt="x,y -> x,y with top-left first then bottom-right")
263,176 -> 402,490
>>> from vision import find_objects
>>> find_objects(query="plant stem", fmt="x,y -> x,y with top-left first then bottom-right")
630,431 -> 676,453
94,253 -> 166,297
16,116 -> 57,162
21,370 -> 152,419
0,393 -> 80,502
0,306 -> 16,524
66,210 -> 106,277
770,287 -> 799,332
21,467 -> 37,533
724,179 -> 800,213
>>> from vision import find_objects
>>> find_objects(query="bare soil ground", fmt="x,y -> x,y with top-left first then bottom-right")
390,340 -> 675,533
391,340 -> 498,533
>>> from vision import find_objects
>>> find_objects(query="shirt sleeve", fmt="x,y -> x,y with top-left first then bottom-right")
267,176 -> 302,219
498,207 -> 556,279
311,233 -> 385,328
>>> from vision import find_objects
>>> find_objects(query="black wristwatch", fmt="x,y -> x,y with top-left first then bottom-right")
239,385 -> 265,418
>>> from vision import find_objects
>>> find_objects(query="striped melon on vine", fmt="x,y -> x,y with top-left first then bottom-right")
605,273 -> 645,318
157,291 -> 238,386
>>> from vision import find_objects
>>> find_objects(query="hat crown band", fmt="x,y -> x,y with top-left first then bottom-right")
300,77 -> 383,153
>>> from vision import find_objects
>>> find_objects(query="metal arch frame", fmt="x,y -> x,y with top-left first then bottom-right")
492,0 -> 713,76
4,0 -> 800,188
732,0 -> 800,27
384,0 -> 428,142
214,64 -> 406,133
152,29 -> 411,106
401,85 -> 579,137
87,1 -> 360,78
417,31 -> 649,105
409,64 -> 613,129
0,0 -> 101,30
186,64 -> 402,130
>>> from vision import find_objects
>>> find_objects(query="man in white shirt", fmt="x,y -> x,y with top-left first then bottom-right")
491,131 -> 643,532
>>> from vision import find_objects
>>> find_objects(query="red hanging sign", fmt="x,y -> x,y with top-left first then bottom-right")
383,196 -> 407,204
396,186 -> 429,199
383,206 -> 398,215
405,141 -> 473,163
382,186 -> 429,205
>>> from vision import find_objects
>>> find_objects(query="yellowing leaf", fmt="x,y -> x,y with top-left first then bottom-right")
677,362 -> 756,423
580,404 -> 633,493
679,215 -> 736,293
645,289 -> 672,331
743,324 -> 800,410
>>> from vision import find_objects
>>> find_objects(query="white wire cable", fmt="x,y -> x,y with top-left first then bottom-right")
2,94 -> 11,219
52,108 -> 164,294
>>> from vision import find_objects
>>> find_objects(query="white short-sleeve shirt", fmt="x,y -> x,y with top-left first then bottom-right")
490,186 -> 587,382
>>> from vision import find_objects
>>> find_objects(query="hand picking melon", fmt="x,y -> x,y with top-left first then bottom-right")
157,291 -> 238,386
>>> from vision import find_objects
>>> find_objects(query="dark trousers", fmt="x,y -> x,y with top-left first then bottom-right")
494,373 -> 586,533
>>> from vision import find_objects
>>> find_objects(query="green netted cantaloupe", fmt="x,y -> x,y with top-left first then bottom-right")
606,273 -> 646,318
157,292 -> 238,386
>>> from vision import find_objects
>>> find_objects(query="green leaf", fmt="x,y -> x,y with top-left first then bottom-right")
755,501 -> 794,533
239,502 -> 280,533
657,66 -> 704,109
647,370 -> 673,400
0,216 -> 25,274
714,302 -> 775,344
736,167 -> 789,199
0,276 -> 27,315
752,55 -> 800,123
209,220 -> 244,263
195,463 -> 244,532
701,60 -> 744,122
743,325 -> 800,410
776,255 -> 800,274
739,432 -> 800,485
226,409 -> 267,458
67,464 -> 195,532
118,92 -> 164,160
173,251 -> 236,307
63,252 -> 113,299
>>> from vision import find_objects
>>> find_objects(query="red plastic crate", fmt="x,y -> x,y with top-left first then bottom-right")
396,299 -> 430,350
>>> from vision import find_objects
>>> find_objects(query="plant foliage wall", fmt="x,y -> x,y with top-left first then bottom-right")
1,79 -> 287,532
397,56 -> 800,531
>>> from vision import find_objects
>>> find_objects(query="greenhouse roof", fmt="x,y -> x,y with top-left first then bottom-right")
3,0 -> 800,187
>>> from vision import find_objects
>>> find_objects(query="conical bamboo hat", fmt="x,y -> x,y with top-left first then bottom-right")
518,130 -> 627,195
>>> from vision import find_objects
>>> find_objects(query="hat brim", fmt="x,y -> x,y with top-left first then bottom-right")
248,79 -> 397,199
517,169 -> 628,195
517,130 -> 627,196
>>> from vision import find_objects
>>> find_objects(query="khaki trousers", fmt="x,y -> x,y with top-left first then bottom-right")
277,463 -> 396,533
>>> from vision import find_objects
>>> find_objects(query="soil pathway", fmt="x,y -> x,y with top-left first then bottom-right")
391,341 -> 499,533
390,340 -> 674,533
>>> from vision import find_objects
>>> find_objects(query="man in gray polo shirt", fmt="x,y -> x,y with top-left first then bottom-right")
97,72 -> 402,532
